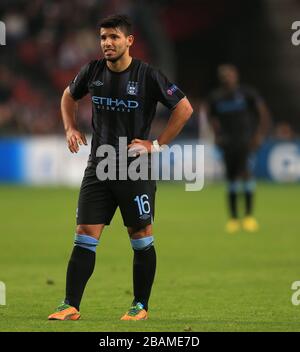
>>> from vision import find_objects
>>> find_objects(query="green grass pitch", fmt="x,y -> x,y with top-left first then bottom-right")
0,182 -> 300,332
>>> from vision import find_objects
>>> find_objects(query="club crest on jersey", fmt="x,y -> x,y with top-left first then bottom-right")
127,81 -> 139,95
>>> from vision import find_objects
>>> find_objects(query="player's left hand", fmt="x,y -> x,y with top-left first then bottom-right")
128,139 -> 152,157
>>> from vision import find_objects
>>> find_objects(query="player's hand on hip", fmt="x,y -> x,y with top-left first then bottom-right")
128,139 -> 152,157
66,128 -> 87,153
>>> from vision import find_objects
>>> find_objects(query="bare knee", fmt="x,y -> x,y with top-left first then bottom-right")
76,224 -> 105,240
127,224 -> 153,240
128,225 -> 154,251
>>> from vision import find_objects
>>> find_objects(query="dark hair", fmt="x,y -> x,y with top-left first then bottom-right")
100,14 -> 132,36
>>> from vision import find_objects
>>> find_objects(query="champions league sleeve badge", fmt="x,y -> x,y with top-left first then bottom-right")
127,81 -> 139,95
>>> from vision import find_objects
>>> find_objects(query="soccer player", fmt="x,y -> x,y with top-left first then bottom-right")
207,64 -> 270,233
48,14 -> 193,321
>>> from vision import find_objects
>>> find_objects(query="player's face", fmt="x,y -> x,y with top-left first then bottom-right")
218,67 -> 239,88
100,27 -> 133,62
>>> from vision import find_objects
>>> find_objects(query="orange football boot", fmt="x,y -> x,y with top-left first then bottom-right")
48,302 -> 81,321
121,302 -> 148,321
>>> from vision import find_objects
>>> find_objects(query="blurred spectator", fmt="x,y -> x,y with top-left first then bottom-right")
1,0 -> 295,138
0,0 -> 158,136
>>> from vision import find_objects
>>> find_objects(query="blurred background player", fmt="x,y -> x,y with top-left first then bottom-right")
207,64 -> 271,233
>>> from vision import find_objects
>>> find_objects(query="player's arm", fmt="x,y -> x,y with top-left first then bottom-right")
205,102 -> 219,135
61,87 -> 87,153
129,97 -> 193,153
204,101 -> 222,146
256,100 -> 271,138
157,97 -> 193,145
250,99 -> 272,150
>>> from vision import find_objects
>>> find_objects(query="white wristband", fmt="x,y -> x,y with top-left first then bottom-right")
152,140 -> 162,152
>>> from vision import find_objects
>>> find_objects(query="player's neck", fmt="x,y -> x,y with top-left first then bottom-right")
106,54 -> 133,73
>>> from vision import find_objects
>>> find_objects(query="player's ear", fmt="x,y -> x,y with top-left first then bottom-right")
127,35 -> 134,47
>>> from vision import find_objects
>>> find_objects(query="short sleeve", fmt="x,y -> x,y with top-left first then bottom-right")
69,62 -> 91,100
150,68 -> 185,109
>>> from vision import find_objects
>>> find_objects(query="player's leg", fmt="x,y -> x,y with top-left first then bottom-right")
225,179 -> 241,233
120,224 -> 156,320
224,147 -> 239,218
241,150 -> 256,216
223,147 -> 240,233
48,166 -> 117,320
63,224 -> 105,312
241,151 -> 259,232
48,224 -> 104,321
228,177 -> 239,219
242,172 -> 256,216
112,179 -> 156,320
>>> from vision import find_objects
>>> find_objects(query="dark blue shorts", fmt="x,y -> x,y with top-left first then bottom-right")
76,166 -> 156,228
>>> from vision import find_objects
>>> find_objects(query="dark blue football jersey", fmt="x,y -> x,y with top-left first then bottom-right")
69,58 -> 185,163
209,85 -> 263,144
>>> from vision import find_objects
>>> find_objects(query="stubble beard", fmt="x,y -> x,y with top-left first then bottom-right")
106,49 -> 126,63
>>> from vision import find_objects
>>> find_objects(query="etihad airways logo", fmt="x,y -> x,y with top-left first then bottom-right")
92,96 -> 139,112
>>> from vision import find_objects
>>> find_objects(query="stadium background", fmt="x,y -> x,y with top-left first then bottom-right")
1,0 -> 300,332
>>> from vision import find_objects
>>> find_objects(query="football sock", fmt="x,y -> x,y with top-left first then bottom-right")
244,180 -> 256,216
228,181 -> 240,219
65,234 -> 99,310
245,191 -> 253,216
229,192 -> 238,219
131,238 -> 156,311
